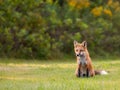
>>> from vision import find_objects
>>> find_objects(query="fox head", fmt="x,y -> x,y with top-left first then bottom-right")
73,40 -> 87,58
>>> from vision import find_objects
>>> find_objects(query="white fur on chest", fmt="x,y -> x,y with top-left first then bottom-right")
78,57 -> 87,67
78,57 -> 88,76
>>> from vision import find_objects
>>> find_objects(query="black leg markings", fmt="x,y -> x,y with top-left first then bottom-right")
86,68 -> 89,77
78,68 -> 81,77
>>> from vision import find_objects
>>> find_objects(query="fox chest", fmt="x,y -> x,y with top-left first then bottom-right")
78,58 -> 87,67
78,58 -> 88,75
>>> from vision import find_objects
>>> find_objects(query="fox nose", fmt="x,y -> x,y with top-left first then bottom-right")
76,54 -> 80,57
76,52 -> 84,57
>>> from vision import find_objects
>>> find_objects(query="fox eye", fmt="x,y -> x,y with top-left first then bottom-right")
76,49 -> 78,52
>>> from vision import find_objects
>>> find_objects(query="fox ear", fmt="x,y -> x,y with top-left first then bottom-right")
73,40 -> 78,46
82,41 -> 87,48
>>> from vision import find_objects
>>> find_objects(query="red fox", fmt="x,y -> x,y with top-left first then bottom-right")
74,40 -> 108,77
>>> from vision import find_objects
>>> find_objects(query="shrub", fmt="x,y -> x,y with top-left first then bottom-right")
0,0 -> 120,59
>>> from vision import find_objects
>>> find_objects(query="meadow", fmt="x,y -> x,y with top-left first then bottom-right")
0,58 -> 120,90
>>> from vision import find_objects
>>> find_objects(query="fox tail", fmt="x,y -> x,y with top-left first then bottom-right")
95,70 -> 108,75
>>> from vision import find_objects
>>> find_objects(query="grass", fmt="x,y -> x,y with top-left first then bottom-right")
0,58 -> 120,90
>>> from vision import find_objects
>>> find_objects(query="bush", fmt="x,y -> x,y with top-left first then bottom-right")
0,0 -> 120,59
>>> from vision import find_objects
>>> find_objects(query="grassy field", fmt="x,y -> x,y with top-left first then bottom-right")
0,58 -> 120,90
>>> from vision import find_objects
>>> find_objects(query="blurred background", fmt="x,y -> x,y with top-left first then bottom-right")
0,0 -> 120,59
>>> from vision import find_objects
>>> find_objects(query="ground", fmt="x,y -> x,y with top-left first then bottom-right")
0,58 -> 120,90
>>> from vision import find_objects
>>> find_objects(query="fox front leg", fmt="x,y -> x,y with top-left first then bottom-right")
75,64 -> 81,77
86,68 -> 89,77
75,68 -> 81,77
78,68 -> 81,77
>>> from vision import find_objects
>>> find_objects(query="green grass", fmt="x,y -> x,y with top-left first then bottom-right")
0,58 -> 120,90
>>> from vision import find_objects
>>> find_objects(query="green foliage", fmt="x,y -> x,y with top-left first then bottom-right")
0,0 -> 120,59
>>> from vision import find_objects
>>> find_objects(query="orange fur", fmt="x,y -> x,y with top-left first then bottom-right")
74,41 -> 95,77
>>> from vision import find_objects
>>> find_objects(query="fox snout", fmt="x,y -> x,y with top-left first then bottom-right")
76,52 -> 85,57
